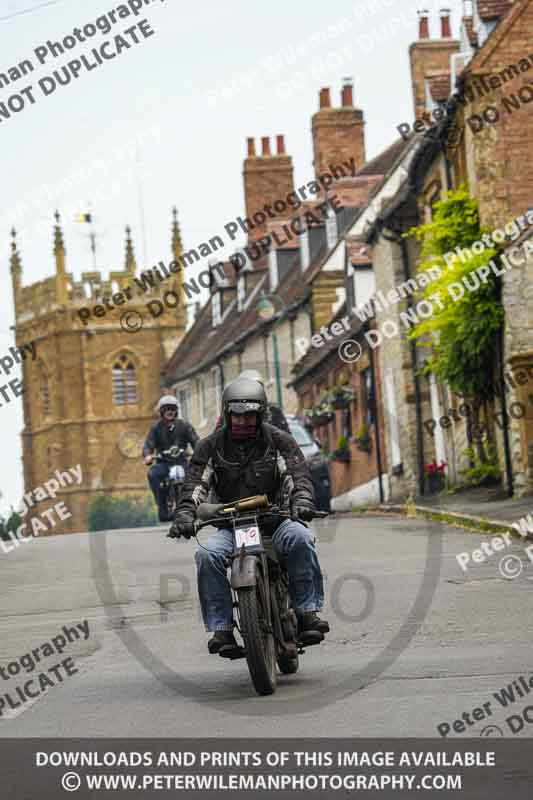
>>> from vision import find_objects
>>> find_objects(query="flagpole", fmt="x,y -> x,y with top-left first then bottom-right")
135,143 -> 148,270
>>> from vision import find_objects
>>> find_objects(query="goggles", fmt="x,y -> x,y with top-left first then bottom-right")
227,400 -> 262,415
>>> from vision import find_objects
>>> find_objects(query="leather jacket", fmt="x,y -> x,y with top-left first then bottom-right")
177,423 -> 314,522
142,419 -> 199,460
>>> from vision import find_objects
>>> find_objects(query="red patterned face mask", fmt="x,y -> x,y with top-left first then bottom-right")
230,414 -> 257,440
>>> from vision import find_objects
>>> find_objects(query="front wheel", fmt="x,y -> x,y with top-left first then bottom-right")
237,585 -> 277,696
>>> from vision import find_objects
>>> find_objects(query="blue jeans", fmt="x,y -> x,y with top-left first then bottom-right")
148,462 -> 169,505
195,519 -> 325,631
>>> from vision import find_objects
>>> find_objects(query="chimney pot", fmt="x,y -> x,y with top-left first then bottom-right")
341,83 -> 353,107
247,137 -> 255,157
319,87 -> 331,109
440,8 -> 451,37
276,134 -> 285,154
418,9 -> 430,39
261,136 -> 271,156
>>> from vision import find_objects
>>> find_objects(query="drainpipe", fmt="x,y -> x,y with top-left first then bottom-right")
498,325 -> 514,497
381,228 -> 426,496
366,324 -> 385,503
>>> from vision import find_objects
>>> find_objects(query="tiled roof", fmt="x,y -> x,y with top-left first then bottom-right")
477,0 -> 512,21
428,73 -> 452,102
165,248 -> 310,383
356,138 -> 411,177
165,138 -> 411,386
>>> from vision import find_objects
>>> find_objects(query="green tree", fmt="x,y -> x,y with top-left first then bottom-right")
87,494 -> 158,531
406,185 -> 504,462
0,509 -> 23,541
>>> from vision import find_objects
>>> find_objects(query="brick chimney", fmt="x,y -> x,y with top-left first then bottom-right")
311,80 -> 365,180
440,7 -> 452,37
243,134 -> 294,243
409,9 -> 460,120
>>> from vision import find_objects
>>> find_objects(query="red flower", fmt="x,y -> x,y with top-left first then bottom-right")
425,460 -> 447,475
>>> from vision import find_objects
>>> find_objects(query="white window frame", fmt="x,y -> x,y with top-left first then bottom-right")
300,227 -> 310,271
212,290 -> 222,326
237,274 -> 246,312
268,247 -> 278,291
212,368 -> 222,411
199,377 -> 208,424
178,385 -> 191,422
326,208 -> 338,250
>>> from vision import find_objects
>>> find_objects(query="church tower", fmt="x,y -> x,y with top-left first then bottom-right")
11,210 -> 187,534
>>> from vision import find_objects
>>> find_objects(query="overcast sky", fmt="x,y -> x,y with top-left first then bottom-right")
0,0 -> 464,512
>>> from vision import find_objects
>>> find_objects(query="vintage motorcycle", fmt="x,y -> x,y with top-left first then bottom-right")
154,445 -> 187,521
192,494 -> 327,696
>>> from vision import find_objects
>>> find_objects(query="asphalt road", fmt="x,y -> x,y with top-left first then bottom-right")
1,513 -> 532,738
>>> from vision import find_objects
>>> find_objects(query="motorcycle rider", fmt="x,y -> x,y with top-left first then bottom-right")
143,395 -> 199,522
214,369 -> 291,433
169,376 -> 329,657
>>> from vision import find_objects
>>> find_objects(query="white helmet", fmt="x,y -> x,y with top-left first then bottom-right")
158,395 -> 178,414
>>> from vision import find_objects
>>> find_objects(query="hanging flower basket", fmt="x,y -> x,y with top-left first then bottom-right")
354,423 -> 372,453
333,448 -> 351,463
332,436 -> 351,463
354,437 -> 372,453
308,401 -> 334,427
329,384 -> 356,410
314,412 -> 334,426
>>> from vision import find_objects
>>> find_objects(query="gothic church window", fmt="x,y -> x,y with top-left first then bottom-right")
112,354 -> 138,405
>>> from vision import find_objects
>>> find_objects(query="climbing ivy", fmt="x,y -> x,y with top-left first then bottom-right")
405,185 -> 504,459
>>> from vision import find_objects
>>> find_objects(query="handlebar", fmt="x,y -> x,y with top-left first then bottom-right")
193,502 -> 327,535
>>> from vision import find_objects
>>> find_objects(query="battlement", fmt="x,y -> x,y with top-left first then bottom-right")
10,210 -> 185,325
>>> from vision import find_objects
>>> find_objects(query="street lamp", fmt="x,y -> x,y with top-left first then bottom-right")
256,292 -> 284,410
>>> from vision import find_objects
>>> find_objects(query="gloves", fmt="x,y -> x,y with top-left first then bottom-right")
168,513 -> 195,539
290,498 -> 316,522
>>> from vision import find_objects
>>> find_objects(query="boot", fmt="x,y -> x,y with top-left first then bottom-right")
298,612 -> 329,645
207,631 -> 244,659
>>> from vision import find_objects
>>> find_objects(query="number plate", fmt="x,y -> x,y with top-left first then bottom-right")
235,525 -> 261,548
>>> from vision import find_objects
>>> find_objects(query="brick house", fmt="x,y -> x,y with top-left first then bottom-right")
164,84 -> 381,433
350,0 -> 533,500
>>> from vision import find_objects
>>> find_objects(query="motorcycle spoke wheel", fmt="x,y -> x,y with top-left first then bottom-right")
237,584 -> 277,696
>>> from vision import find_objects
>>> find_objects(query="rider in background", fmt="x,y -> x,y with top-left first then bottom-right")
169,376 -> 329,657
143,395 -> 199,522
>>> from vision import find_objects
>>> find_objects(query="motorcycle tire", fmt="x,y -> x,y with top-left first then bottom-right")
277,653 -> 299,674
237,584 -> 277,696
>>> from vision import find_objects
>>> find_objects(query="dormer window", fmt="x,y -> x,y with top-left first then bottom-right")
237,274 -> 246,311
268,247 -> 278,291
300,226 -> 310,270
212,290 -> 221,326
326,209 -> 338,250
